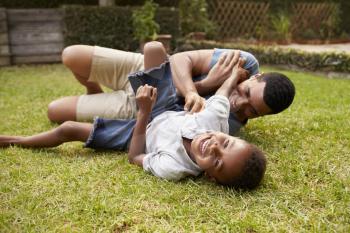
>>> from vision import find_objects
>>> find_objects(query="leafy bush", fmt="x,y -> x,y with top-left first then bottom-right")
132,0 -> 159,42
179,0 -> 215,37
180,40 -> 350,73
63,5 -> 180,51
0,0 -> 97,8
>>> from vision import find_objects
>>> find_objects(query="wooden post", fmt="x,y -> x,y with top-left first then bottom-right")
99,0 -> 115,7
0,8 -> 11,66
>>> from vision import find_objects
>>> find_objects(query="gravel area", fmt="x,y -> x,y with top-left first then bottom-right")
279,43 -> 350,54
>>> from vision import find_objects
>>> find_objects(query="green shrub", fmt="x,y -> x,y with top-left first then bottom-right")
63,5 -> 138,50
0,0 -> 97,8
180,40 -> 350,73
132,0 -> 159,42
63,5 -> 180,51
179,0 -> 215,36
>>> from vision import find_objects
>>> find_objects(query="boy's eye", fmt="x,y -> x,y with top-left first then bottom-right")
245,87 -> 250,98
215,159 -> 220,167
224,140 -> 229,148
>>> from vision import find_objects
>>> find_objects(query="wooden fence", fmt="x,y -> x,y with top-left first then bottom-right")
0,8 -> 63,66
291,3 -> 339,38
0,8 -> 10,66
207,0 -> 270,40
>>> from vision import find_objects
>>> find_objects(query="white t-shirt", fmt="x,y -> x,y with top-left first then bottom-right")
142,95 -> 230,181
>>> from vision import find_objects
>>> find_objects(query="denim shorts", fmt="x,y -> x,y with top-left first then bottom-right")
85,61 -> 182,150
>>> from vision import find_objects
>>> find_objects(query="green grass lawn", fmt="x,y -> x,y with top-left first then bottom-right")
0,64 -> 349,232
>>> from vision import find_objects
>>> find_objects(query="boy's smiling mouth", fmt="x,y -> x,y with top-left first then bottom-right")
200,138 -> 210,156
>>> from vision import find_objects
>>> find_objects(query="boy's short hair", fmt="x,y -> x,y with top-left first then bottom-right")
260,72 -> 295,114
223,145 -> 267,190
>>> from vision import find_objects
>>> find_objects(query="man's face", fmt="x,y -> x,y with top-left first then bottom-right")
191,131 -> 252,184
228,74 -> 272,120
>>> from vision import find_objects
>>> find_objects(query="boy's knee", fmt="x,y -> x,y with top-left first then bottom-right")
56,121 -> 79,140
143,41 -> 166,55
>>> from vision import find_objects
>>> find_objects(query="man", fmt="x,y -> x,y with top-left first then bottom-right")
48,42 -> 295,135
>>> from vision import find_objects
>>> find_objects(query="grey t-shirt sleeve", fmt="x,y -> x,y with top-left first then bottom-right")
142,152 -> 188,181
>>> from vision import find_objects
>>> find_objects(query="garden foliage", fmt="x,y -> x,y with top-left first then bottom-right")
183,40 -> 350,73
63,5 -> 179,51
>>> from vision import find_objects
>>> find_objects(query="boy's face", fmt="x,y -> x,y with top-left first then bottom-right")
229,74 -> 271,120
191,131 -> 252,184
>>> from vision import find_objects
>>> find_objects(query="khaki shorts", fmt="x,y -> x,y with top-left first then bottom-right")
76,46 -> 144,121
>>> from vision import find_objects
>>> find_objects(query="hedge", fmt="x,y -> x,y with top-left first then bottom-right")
180,40 -> 350,73
0,0 -> 97,8
63,5 -> 180,51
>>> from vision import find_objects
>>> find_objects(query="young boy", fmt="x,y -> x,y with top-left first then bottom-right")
0,43 -> 266,189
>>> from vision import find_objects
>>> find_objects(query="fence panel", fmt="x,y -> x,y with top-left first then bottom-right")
0,8 -> 10,66
291,2 -> 339,39
7,9 -> 64,64
208,0 -> 269,40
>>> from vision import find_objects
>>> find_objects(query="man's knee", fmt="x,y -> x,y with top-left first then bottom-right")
62,45 -> 79,68
47,97 -> 78,123
61,45 -> 93,72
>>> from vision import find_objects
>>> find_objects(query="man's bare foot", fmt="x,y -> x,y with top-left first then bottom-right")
0,136 -> 21,147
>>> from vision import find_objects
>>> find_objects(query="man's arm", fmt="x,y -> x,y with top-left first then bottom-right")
128,85 -> 157,167
169,50 -> 212,113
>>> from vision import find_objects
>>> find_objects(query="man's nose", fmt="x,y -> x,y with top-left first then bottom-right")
236,96 -> 249,107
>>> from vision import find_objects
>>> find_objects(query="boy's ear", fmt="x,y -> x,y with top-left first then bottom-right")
204,172 -> 216,182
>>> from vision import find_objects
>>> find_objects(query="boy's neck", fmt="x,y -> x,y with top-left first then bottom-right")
182,137 -> 196,163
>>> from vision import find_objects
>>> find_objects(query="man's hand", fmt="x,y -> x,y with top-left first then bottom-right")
136,84 -> 157,114
184,91 -> 205,113
197,50 -> 240,94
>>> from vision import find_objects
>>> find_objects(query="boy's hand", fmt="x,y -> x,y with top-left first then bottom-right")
230,58 -> 249,84
136,84 -> 157,114
200,50 -> 240,90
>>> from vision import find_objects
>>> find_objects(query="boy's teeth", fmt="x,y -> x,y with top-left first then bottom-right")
201,140 -> 209,154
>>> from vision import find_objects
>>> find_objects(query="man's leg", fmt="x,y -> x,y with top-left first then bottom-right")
62,45 -> 103,94
48,45 -> 100,123
0,121 -> 92,148
48,45 -> 144,123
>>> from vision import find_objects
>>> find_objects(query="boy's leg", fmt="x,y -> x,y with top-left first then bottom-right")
0,121 -> 92,148
143,41 -> 167,69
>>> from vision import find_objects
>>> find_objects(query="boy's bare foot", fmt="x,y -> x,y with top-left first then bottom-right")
0,136 -> 21,147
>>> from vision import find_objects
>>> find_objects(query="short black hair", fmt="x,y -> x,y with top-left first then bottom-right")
260,72 -> 295,114
223,145 -> 267,190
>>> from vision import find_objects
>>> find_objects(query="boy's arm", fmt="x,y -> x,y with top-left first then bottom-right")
170,50 -> 240,112
128,85 -> 157,167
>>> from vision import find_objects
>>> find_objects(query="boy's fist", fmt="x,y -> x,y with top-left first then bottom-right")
136,84 -> 157,114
